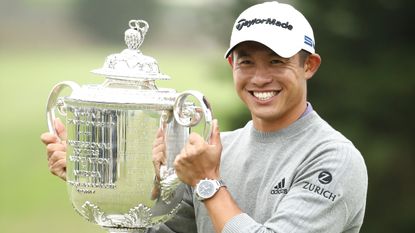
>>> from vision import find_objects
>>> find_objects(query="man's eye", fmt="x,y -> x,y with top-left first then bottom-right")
238,60 -> 252,65
270,59 -> 283,64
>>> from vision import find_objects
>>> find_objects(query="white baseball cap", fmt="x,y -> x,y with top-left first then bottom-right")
224,1 -> 315,59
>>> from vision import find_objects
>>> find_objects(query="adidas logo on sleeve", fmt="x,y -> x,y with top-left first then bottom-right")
271,178 -> 288,195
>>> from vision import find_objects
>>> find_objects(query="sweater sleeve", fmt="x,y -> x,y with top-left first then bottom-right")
222,142 -> 368,233
147,185 -> 197,233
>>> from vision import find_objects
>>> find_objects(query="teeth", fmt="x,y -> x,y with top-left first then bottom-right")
253,91 -> 277,101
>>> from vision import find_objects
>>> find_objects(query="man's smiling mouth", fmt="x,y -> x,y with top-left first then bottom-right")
252,91 -> 279,101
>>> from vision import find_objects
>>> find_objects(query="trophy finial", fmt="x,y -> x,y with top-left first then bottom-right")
92,19 -> 170,81
125,19 -> 149,50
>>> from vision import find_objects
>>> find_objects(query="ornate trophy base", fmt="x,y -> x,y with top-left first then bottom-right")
75,200 -> 182,233
104,227 -> 147,233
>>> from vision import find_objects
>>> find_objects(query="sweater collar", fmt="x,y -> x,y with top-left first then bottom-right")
248,109 -> 319,143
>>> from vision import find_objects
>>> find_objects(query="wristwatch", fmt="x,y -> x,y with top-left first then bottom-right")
195,178 -> 226,201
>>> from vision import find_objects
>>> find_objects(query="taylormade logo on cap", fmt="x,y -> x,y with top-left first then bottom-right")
224,1 -> 316,59
236,18 -> 293,31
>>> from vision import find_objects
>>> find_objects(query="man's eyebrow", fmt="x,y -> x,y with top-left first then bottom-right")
268,51 -> 284,58
234,49 -> 287,60
234,50 -> 250,58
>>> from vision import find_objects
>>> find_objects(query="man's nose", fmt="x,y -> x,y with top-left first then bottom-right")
252,68 -> 273,86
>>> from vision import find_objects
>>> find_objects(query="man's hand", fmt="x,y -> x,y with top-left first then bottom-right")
174,119 -> 241,233
151,127 -> 167,200
40,118 -> 67,181
174,119 -> 222,187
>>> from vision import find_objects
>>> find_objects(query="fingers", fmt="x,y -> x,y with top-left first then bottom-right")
155,126 -> 165,138
184,135 -> 202,157
173,119 -> 222,186
41,119 -> 67,180
40,118 -> 67,145
46,143 -> 66,160
152,127 -> 166,150
153,147 -> 167,166
152,134 -> 167,164
150,184 -> 161,200
40,132 -> 58,145
209,119 -> 221,146
152,128 -> 167,179
187,119 -> 220,147
151,129 -> 165,200
152,150 -> 166,180
152,131 -> 165,149
48,151 -> 67,181
188,132 -> 204,146
186,118 -> 221,154
54,118 -> 67,142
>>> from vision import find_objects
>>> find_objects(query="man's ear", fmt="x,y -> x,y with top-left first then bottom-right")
304,53 -> 321,80
227,56 -> 233,67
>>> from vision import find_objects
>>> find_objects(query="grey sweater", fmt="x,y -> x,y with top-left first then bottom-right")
153,111 -> 368,232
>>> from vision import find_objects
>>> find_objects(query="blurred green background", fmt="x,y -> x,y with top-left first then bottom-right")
0,0 -> 413,232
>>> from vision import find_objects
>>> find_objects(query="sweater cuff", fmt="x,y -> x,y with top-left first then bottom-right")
223,213 -> 257,233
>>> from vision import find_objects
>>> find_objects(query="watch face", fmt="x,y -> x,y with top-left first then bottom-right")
198,180 -> 216,199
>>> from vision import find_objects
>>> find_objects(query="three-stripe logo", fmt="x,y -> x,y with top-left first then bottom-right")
271,178 -> 288,195
275,178 -> 285,189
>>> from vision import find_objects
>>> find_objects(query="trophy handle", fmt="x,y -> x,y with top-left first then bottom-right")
173,90 -> 213,141
46,81 -> 80,135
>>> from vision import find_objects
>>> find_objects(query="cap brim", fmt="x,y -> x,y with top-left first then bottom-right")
224,34 -> 303,59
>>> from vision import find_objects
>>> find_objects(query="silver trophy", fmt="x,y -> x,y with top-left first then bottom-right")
46,20 -> 212,233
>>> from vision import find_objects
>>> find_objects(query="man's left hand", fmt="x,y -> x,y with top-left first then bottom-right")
174,119 -> 222,187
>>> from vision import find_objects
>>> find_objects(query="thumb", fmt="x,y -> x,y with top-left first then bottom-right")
54,118 -> 67,142
209,119 -> 221,146
156,126 -> 165,139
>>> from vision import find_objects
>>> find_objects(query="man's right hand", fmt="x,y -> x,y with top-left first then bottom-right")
151,127 -> 167,200
40,118 -> 67,181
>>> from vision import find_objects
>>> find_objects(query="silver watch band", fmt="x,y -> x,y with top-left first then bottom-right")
216,179 -> 226,188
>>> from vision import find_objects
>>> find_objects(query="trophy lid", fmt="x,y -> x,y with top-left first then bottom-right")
91,20 -> 170,81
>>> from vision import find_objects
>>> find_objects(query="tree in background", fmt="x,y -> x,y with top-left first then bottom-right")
304,1 -> 415,232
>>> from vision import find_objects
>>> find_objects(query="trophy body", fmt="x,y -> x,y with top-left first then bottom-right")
46,20 -> 212,232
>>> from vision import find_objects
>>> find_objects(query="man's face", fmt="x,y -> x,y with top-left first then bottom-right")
231,41 -> 316,131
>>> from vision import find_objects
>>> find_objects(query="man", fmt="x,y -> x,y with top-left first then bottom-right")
41,2 -> 368,232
